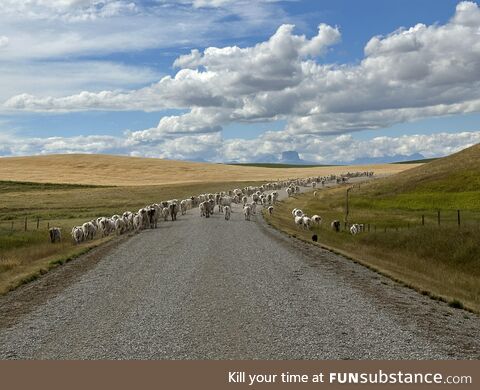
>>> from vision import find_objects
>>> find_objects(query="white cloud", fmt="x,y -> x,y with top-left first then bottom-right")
191,0 -> 235,8
1,130 -> 479,164
2,1 -> 480,163
0,61 -> 161,103
0,36 -> 9,49
0,0 -> 288,101
222,131 -> 480,163
0,1 -> 138,21
7,1 -> 480,141
0,1 -> 287,61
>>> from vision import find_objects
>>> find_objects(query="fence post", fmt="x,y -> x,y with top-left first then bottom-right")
11,221 -> 14,232
37,217 -> 40,230
368,223 -> 370,232
47,222 -> 50,230
437,210 -> 441,226
384,226 -> 387,233
24,217 -> 27,232
457,210 -> 461,227
422,215 -> 425,226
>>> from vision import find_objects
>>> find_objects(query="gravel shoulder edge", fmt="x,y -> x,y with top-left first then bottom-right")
0,234 -> 132,329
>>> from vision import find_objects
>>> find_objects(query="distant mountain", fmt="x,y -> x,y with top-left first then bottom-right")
233,150 -> 316,165
224,151 -> 429,166
346,153 -> 426,165
280,151 -> 304,164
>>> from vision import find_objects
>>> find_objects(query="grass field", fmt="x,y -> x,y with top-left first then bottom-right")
0,154 -> 419,295
265,144 -> 480,312
0,180 -> 265,294
0,154 -> 418,186
227,163 -> 337,168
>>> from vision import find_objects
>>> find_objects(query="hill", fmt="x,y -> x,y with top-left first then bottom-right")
353,143 -> 480,210
0,154 -> 417,186
371,143 -> 480,193
266,143 -> 480,312
227,163 -> 336,168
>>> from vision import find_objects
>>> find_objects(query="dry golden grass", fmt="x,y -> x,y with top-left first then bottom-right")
0,234 -> 110,295
0,153 -> 419,295
0,154 -> 418,186
0,180 -> 264,294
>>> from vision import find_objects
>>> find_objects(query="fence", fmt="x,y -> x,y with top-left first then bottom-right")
0,217 -> 55,235
339,209 -> 480,234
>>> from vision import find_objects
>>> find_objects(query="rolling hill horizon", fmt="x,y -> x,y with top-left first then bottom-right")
363,142 -> 480,195
0,153 -> 419,186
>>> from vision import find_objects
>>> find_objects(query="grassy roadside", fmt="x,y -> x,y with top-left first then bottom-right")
0,235 -> 112,295
0,180 -> 264,295
265,185 -> 480,313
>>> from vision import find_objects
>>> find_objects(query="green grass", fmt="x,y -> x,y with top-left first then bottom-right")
265,143 -> 480,312
351,191 -> 480,211
266,190 -> 480,313
0,180 -> 106,192
0,180 -> 264,221
392,158 -> 438,164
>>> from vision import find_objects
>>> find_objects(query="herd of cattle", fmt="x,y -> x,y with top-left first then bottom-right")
47,171 -> 373,244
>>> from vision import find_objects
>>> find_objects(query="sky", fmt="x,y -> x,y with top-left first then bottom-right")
1,0 -> 480,163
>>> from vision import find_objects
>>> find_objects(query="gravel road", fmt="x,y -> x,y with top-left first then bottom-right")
0,183 -> 479,359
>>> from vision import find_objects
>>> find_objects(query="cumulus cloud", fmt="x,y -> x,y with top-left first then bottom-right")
0,0 -> 286,61
0,61 -> 161,103
6,1 -> 480,141
1,130 -> 479,165
222,131 -> 480,163
0,1 -> 139,21
0,134 -> 127,157
2,2 -> 480,163
0,0 -> 288,100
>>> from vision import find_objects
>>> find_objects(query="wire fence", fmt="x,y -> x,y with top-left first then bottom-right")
337,209 -> 480,234
0,217 -> 56,234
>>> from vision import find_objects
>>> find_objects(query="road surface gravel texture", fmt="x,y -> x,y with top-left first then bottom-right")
0,181 -> 479,359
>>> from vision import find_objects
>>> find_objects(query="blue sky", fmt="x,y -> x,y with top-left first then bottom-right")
0,0 -> 479,163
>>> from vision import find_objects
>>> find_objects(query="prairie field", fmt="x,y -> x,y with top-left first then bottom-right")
265,144 -> 480,312
0,179 -> 267,294
0,154 -> 417,186
0,153 -> 419,296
